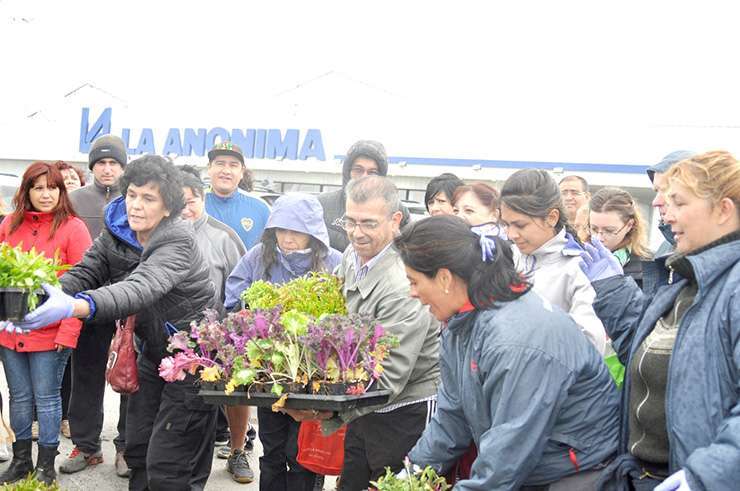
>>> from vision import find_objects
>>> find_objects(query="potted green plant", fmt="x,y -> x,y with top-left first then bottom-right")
370,460 -> 451,491
0,243 -> 67,322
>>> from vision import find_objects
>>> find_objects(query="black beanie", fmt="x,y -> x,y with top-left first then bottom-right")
88,134 -> 128,170
341,140 -> 388,185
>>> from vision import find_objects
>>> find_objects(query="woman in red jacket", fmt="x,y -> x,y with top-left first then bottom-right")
0,162 -> 91,485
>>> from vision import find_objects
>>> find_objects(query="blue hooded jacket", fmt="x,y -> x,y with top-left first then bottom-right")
408,291 -> 619,489
224,194 -> 342,309
592,233 -> 740,490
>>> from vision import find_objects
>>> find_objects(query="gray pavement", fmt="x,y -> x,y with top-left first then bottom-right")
0,380 -> 337,490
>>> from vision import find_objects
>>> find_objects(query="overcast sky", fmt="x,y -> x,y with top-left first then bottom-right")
1,0 -> 738,163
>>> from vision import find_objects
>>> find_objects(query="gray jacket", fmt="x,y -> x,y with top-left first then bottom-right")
192,214 -> 246,303
69,179 -> 120,240
409,291 -> 619,489
515,228 -> 606,354
333,245 -> 441,424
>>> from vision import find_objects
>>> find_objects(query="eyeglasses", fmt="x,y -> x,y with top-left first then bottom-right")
589,221 -> 630,238
338,216 -> 383,233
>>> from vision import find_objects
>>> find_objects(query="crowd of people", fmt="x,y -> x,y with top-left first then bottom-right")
0,134 -> 737,491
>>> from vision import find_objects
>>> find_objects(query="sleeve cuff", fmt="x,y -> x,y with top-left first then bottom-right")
74,292 -> 97,321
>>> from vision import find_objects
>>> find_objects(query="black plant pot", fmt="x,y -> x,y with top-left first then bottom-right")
284,382 -> 306,394
317,382 -> 349,395
1,288 -> 31,323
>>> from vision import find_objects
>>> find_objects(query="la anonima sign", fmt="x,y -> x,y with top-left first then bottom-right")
78,107 -> 326,161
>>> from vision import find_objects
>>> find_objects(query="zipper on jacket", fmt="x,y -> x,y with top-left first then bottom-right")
106,186 -> 111,201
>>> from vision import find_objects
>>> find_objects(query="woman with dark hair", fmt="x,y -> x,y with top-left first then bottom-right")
5,155 -> 219,490
582,151 -> 740,490
0,162 -> 92,485
224,193 -> 341,491
451,181 -> 500,227
500,169 -> 607,354
395,216 -> 618,489
424,173 -> 464,216
589,187 -> 652,289
52,161 -> 86,193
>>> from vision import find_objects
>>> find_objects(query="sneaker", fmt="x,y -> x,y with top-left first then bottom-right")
31,421 -> 39,441
59,446 -> 104,474
226,449 -> 254,484
214,432 -> 230,447
0,442 -> 10,462
60,419 -> 71,439
216,446 -> 231,459
115,451 -> 131,478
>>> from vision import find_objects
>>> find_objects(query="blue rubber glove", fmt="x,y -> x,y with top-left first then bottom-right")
15,284 -> 75,331
655,469 -> 691,491
0,320 -> 30,335
579,238 -> 623,282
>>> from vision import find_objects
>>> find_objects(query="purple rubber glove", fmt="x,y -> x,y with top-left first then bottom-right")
0,320 -> 30,335
579,238 -> 623,282
15,284 -> 75,331
655,469 -> 691,491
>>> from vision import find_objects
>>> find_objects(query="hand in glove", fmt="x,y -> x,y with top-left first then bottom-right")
655,469 -> 691,491
579,238 -> 623,282
16,284 -> 75,331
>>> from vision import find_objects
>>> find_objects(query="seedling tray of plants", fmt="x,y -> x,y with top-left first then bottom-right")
198,382 -> 391,411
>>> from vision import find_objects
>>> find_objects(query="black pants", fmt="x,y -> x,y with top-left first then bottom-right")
126,356 -> 217,491
257,407 -> 317,491
61,357 -> 71,419
69,321 -> 127,453
340,401 -> 434,491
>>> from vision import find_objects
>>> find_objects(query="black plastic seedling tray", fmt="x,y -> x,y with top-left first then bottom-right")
199,385 -> 391,411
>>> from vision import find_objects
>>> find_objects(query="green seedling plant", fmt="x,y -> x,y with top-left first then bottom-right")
0,243 -> 68,310
371,459 -> 450,491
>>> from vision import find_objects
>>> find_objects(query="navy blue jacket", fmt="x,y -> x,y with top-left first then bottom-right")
592,235 -> 740,490
408,291 -> 619,489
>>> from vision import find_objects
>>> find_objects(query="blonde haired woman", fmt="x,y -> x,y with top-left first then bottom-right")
581,150 -> 740,490
589,187 -> 652,289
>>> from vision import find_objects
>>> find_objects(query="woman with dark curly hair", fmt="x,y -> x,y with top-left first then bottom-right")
7,155 -> 219,490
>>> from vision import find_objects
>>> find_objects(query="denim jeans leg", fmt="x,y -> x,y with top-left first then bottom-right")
0,347 -> 35,441
30,349 -> 70,447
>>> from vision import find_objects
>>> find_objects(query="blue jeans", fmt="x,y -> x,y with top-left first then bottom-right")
0,347 -> 71,446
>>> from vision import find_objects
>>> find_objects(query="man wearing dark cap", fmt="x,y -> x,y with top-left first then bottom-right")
62,134 -> 130,478
318,140 -> 410,252
205,141 -> 270,249
642,149 -> 695,296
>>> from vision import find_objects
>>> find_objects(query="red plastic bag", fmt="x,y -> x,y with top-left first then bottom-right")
106,316 -> 139,394
296,420 -> 346,476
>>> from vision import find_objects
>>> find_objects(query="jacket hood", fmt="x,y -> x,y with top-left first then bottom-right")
341,140 -> 388,185
104,196 -> 142,251
533,228 -> 583,258
265,194 -> 331,249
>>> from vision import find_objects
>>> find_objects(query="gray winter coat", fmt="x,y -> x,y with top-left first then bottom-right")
61,196 -> 217,364
192,214 -> 246,303
514,228 -> 607,354
592,233 -> 740,490
409,291 -> 619,489
69,178 -> 120,240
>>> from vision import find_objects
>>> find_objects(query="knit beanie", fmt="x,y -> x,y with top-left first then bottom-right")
341,140 -> 388,185
88,134 -> 128,170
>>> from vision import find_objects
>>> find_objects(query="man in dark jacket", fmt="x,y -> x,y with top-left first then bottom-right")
641,150 -> 694,297
62,134 -> 130,477
317,140 -> 409,251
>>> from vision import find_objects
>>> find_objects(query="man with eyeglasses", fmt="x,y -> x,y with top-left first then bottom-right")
318,140 -> 409,252
300,176 -> 440,490
559,175 -> 590,224
205,142 -> 270,249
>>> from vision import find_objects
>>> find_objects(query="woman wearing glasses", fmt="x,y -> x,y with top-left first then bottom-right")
499,169 -> 607,354
224,194 -> 341,491
588,187 -> 652,289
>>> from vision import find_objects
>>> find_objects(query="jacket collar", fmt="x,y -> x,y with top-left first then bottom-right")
666,230 -> 740,286
345,244 -> 398,299
23,210 -> 54,223
528,228 -> 583,264
93,178 -> 119,195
